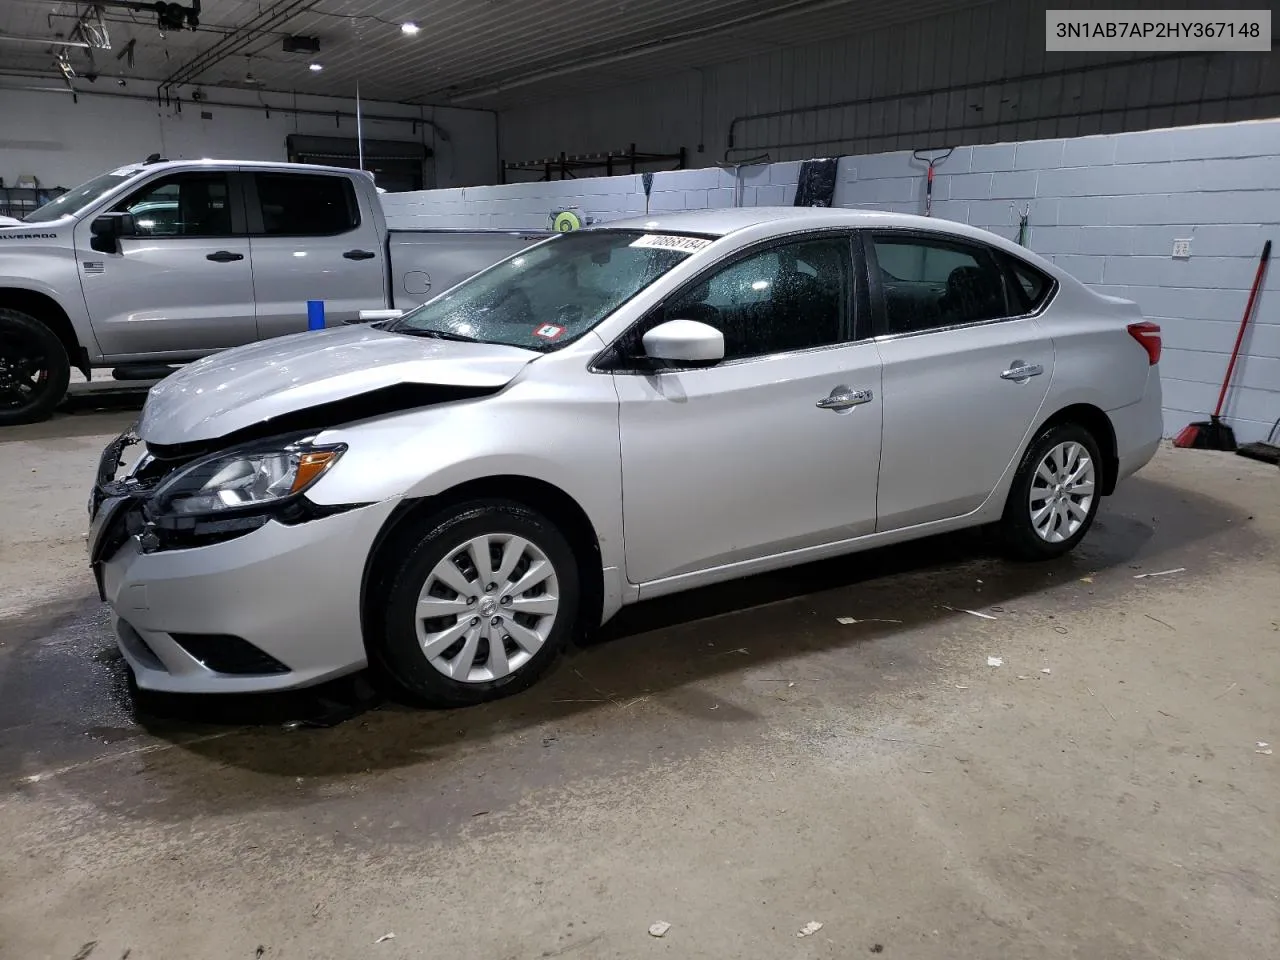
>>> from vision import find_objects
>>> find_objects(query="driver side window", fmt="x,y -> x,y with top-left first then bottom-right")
661,235 -> 853,363
115,172 -> 234,238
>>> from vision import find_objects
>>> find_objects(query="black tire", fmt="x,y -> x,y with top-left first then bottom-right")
1000,422 -> 1104,561
373,500 -> 580,707
0,308 -> 71,426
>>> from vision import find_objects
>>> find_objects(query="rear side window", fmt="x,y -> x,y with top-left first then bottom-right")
253,173 -> 357,236
1003,255 -> 1054,313
869,233 -> 1011,335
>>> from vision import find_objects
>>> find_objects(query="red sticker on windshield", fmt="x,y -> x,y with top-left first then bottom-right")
533,323 -> 565,341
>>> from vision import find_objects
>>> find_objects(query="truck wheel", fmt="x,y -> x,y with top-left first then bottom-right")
0,308 -> 71,426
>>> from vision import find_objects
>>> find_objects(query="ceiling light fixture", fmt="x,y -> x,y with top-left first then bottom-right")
400,22 -> 420,35
309,63 -> 323,72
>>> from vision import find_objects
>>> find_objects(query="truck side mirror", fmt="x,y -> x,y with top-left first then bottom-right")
89,213 -> 136,254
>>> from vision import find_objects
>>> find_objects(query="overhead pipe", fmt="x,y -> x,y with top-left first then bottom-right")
725,50 -> 1205,159
160,0 -> 320,94
0,32 -> 94,49
0,73 -> 455,139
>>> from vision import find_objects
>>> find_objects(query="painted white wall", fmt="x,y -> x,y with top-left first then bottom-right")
0,87 -> 497,190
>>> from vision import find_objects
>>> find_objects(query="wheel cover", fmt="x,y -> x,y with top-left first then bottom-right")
414,532 -> 560,684
0,327 -> 53,412
1028,441 -> 1096,543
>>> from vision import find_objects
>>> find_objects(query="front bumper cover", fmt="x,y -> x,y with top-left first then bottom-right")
88,429 -> 398,693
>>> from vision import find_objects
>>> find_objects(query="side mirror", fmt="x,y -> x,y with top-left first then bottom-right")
642,319 -> 725,366
89,213 -> 136,254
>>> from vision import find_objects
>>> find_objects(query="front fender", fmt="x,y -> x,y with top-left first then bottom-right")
306,378 -> 625,570
0,242 -> 101,360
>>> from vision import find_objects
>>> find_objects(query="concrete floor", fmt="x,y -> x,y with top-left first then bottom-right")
2,401 -> 1277,959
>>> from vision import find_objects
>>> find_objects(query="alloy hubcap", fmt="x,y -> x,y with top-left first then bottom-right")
1029,441 -> 1096,543
414,533 -> 559,683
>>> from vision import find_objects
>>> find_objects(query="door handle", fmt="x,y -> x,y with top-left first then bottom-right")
1000,361 -> 1044,382
816,387 -> 874,410
206,251 -> 244,263
343,249 -> 377,260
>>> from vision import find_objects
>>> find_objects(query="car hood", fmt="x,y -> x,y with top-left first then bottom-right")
139,324 -> 538,447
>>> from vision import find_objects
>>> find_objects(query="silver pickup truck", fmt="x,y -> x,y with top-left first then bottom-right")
0,158 -> 545,425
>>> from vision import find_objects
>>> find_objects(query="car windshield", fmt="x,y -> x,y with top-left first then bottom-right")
23,168 -> 141,223
388,229 -> 711,352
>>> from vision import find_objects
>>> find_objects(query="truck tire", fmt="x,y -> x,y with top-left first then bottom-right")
0,308 -> 71,426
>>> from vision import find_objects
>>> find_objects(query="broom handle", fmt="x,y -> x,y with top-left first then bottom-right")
1215,239 -> 1271,418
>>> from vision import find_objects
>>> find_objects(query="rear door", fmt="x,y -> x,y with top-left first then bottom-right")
867,230 -> 1055,531
75,169 -> 256,357
245,170 -> 385,336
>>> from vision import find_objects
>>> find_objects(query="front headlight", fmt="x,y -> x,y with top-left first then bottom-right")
152,438 -> 345,518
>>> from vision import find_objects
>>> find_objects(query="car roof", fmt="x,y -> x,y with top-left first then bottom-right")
599,206 -> 1064,278
117,159 -> 369,179
601,206 -> 989,238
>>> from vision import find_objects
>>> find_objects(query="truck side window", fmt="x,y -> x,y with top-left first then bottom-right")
253,173 -> 358,236
117,172 -> 233,237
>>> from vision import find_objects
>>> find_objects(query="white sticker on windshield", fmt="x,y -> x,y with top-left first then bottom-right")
629,234 -> 713,254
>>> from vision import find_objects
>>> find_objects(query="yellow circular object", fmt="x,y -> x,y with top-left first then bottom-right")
552,210 -> 582,232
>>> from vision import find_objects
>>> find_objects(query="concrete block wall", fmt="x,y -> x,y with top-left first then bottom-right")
382,119 -> 1280,443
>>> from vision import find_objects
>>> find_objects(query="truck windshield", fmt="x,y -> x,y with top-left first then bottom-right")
388,230 -> 709,352
23,168 -> 140,223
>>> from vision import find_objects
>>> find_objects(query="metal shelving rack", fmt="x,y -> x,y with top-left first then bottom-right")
0,178 -> 67,220
501,144 -> 687,182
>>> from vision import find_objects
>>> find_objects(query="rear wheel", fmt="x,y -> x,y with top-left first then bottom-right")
1000,423 -> 1103,560
0,308 -> 70,426
374,500 -> 579,707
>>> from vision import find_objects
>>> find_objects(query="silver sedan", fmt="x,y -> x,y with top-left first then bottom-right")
88,208 -> 1163,705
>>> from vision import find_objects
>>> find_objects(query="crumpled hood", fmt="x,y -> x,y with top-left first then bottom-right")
139,324 -> 538,446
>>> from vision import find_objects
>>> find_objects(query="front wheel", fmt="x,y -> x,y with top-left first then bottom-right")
374,500 -> 580,707
0,308 -> 71,426
1000,423 -> 1103,560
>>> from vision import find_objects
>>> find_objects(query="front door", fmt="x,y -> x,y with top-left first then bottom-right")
75,170 -> 256,358
866,230 -> 1054,530
245,170 -> 386,337
610,234 -> 883,587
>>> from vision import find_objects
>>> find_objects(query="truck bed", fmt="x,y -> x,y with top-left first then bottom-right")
386,229 -> 550,312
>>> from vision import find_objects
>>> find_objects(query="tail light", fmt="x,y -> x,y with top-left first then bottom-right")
1127,321 -> 1162,365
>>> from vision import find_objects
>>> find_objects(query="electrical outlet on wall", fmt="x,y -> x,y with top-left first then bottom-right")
1172,238 -> 1192,259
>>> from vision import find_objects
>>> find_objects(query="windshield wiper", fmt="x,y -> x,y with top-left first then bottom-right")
395,328 -> 479,343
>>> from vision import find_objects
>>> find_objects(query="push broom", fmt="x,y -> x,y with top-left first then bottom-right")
1174,239 -> 1271,451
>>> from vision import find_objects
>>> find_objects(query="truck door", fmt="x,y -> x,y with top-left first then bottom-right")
244,170 -> 386,336
74,170 -> 257,357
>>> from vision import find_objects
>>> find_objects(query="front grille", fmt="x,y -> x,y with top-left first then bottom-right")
170,633 -> 290,675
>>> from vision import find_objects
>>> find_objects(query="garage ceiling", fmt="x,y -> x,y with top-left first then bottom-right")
0,0 -> 990,109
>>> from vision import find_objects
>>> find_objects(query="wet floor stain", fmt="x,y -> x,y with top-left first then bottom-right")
0,472 -> 1261,840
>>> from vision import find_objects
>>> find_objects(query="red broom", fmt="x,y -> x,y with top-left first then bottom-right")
1174,239 -> 1271,451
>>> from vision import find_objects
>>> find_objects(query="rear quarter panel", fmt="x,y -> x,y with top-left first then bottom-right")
1035,280 -> 1150,413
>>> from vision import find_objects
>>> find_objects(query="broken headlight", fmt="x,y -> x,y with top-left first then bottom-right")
150,438 -> 345,519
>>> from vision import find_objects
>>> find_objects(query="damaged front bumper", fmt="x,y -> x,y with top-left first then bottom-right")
88,428 -> 397,694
